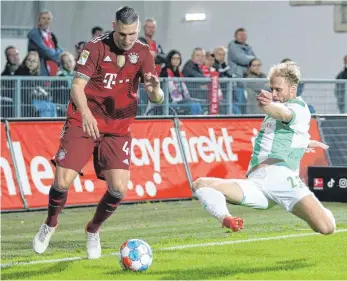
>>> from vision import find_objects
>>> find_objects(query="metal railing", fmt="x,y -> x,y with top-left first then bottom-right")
1,76 -> 347,118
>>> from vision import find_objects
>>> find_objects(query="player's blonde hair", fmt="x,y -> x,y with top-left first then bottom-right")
268,61 -> 301,85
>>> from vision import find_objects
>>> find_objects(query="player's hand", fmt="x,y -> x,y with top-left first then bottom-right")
81,110 -> 100,140
306,140 -> 329,153
257,90 -> 273,106
144,73 -> 160,93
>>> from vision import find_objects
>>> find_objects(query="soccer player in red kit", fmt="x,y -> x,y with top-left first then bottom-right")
32,7 -> 164,259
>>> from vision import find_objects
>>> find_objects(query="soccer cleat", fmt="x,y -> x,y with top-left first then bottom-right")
33,224 -> 56,254
86,231 -> 102,259
222,216 -> 244,232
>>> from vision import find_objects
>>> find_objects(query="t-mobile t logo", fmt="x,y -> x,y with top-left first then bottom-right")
103,73 -> 117,89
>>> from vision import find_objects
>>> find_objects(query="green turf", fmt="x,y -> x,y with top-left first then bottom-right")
1,200 -> 347,280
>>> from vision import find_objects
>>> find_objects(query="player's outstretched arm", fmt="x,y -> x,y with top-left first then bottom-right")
257,90 -> 293,123
306,139 -> 329,153
71,74 -> 100,139
144,73 -> 164,104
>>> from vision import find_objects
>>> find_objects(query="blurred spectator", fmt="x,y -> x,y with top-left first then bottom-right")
244,59 -> 266,79
14,51 -> 57,117
201,52 -> 219,78
138,18 -> 166,68
57,52 -> 76,79
244,59 -> 266,114
53,52 -> 75,106
227,28 -> 256,78
182,48 -> 205,77
1,46 -> 20,76
15,51 -> 41,76
75,41 -> 86,61
335,55 -> 347,113
160,50 -> 202,114
91,26 -> 104,38
213,46 -> 232,78
28,10 -> 63,76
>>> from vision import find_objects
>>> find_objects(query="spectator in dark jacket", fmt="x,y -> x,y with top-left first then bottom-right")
1,46 -> 20,76
335,55 -> 347,113
27,10 -> 63,76
182,48 -> 205,77
15,51 -> 57,117
336,55 -> 347,80
138,18 -> 166,67
15,51 -> 41,76
213,46 -> 232,78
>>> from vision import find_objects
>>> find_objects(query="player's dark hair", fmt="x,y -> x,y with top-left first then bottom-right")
234,27 -> 246,36
116,6 -> 139,24
91,26 -> 103,36
166,50 -> 182,73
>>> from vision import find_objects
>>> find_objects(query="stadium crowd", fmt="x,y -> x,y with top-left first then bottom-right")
1,10 -> 346,117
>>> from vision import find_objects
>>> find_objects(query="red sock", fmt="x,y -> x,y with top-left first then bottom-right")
86,190 -> 122,233
45,185 -> 68,227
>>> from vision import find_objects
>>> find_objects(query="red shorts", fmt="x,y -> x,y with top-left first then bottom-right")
53,124 -> 131,180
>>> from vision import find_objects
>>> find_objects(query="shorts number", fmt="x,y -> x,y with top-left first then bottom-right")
122,141 -> 129,155
287,176 -> 304,189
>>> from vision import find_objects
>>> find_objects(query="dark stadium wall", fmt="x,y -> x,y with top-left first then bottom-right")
1,1 -> 346,78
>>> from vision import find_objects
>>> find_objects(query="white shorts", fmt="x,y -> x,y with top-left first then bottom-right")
232,163 -> 313,212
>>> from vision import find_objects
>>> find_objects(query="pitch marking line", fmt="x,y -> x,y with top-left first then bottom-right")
2,229 -> 346,269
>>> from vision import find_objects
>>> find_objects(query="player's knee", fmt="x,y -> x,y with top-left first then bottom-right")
192,178 -> 209,191
54,175 -> 72,191
108,181 -> 127,196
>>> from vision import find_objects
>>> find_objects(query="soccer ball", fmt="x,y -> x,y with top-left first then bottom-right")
119,239 -> 153,272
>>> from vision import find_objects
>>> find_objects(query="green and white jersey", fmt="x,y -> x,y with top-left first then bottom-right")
248,97 -> 311,174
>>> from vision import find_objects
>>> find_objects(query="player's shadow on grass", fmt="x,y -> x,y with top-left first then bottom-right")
107,258 -> 310,280
1,261 -> 71,280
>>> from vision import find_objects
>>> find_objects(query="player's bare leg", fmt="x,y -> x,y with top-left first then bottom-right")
192,177 -> 244,232
85,169 -> 129,259
33,166 -> 78,254
291,194 -> 336,235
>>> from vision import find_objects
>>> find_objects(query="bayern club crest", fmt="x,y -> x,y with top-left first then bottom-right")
57,148 -> 67,161
128,53 -> 139,64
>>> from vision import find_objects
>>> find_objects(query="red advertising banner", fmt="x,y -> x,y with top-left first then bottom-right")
0,118 -> 328,210
2,120 -> 191,209
179,118 -> 328,182
1,122 -> 23,210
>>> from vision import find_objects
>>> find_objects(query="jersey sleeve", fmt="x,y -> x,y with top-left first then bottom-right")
75,40 -> 101,78
285,100 -> 310,127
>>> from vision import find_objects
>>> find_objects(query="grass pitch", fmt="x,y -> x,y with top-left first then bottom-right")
1,200 -> 347,280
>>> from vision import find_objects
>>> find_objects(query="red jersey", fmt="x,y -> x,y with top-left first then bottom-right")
67,32 -> 155,135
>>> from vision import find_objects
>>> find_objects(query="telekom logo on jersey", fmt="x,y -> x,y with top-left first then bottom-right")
103,73 -> 117,89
